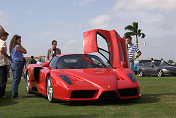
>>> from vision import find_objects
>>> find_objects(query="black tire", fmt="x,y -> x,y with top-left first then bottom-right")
47,76 -> 53,102
138,70 -> 144,77
26,71 -> 32,94
157,69 -> 164,77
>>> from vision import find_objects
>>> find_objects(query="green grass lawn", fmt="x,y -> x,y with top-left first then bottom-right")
1,76 -> 176,118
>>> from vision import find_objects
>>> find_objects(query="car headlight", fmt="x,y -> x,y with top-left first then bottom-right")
59,75 -> 73,85
127,73 -> 136,83
162,69 -> 168,72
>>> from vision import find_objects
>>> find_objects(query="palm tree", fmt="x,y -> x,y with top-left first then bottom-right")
124,22 -> 146,48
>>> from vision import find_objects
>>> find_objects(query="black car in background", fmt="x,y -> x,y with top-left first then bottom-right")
138,61 -> 176,77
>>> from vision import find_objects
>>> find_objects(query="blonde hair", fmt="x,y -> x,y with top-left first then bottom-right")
9,34 -> 21,53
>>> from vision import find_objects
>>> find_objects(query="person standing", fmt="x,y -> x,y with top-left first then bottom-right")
37,58 -> 42,65
46,40 -> 61,61
29,56 -> 37,64
151,58 -> 155,63
0,31 -> 11,98
160,58 -> 164,63
126,36 -> 142,72
9,35 -> 27,98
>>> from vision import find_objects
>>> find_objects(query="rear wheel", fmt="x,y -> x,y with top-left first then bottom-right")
47,76 -> 53,102
157,69 -> 164,77
138,70 -> 144,77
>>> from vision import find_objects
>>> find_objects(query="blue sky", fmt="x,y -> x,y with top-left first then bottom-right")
1,0 -> 176,61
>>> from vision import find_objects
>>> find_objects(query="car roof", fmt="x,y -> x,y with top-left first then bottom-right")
56,54 -> 95,58
138,60 -> 160,63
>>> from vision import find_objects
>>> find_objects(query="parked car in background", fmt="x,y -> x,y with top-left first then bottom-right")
134,60 -> 160,75
138,61 -> 176,77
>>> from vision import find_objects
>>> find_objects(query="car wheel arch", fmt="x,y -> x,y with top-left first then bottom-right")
46,74 -> 51,88
25,69 -> 33,94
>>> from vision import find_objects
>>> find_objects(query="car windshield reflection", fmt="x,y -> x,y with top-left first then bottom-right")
56,54 -> 108,69
153,62 -> 170,67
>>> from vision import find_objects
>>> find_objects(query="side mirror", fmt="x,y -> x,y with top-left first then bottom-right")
42,62 -> 49,67
107,64 -> 112,68
120,61 -> 124,68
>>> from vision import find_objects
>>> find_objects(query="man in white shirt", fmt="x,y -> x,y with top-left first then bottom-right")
126,36 -> 142,72
0,31 -> 11,98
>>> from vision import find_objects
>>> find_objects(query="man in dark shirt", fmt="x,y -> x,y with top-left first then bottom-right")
46,40 -> 61,61
29,56 -> 37,64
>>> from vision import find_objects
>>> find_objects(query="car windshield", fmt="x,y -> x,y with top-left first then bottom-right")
56,54 -> 107,69
151,61 -> 170,67
160,62 -> 170,66
153,62 -> 161,67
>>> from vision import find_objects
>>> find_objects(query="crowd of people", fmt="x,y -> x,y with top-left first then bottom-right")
0,25 -> 27,98
0,25 -> 61,99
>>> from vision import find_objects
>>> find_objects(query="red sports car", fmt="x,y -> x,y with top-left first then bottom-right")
25,29 -> 140,102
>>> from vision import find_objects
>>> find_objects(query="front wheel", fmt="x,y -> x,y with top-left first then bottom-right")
47,76 -> 53,102
26,71 -> 32,94
157,69 -> 164,77
138,70 -> 144,77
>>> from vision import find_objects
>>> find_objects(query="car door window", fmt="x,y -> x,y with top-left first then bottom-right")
97,32 -> 110,63
49,56 -> 59,69
145,62 -> 151,67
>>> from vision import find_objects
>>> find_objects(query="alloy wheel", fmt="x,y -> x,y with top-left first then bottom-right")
157,70 -> 163,77
139,70 -> 143,77
47,76 -> 53,102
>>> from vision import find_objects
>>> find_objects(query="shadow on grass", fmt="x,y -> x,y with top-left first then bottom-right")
57,92 -> 176,106
24,114 -> 99,118
0,91 -> 18,107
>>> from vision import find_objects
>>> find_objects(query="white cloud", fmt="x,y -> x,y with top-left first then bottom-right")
63,39 -> 83,54
24,30 -> 83,56
45,20 -> 66,27
56,11 -> 62,16
86,0 -> 176,30
111,0 -> 176,31
73,0 -> 97,7
26,10 -> 34,15
88,14 -> 112,28
113,0 -> 176,12
0,10 -> 9,25
138,34 -> 176,61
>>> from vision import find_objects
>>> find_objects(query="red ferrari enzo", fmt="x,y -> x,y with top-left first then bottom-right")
25,29 -> 140,102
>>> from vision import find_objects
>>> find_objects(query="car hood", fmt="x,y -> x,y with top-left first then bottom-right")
61,68 -> 118,88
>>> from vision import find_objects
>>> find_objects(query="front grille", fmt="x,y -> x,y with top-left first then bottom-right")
71,90 -> 96,98
99,91 -> 118,99
118,88 -> 138,97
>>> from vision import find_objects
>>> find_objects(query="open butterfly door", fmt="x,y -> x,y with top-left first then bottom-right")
83,29 -> 129,68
